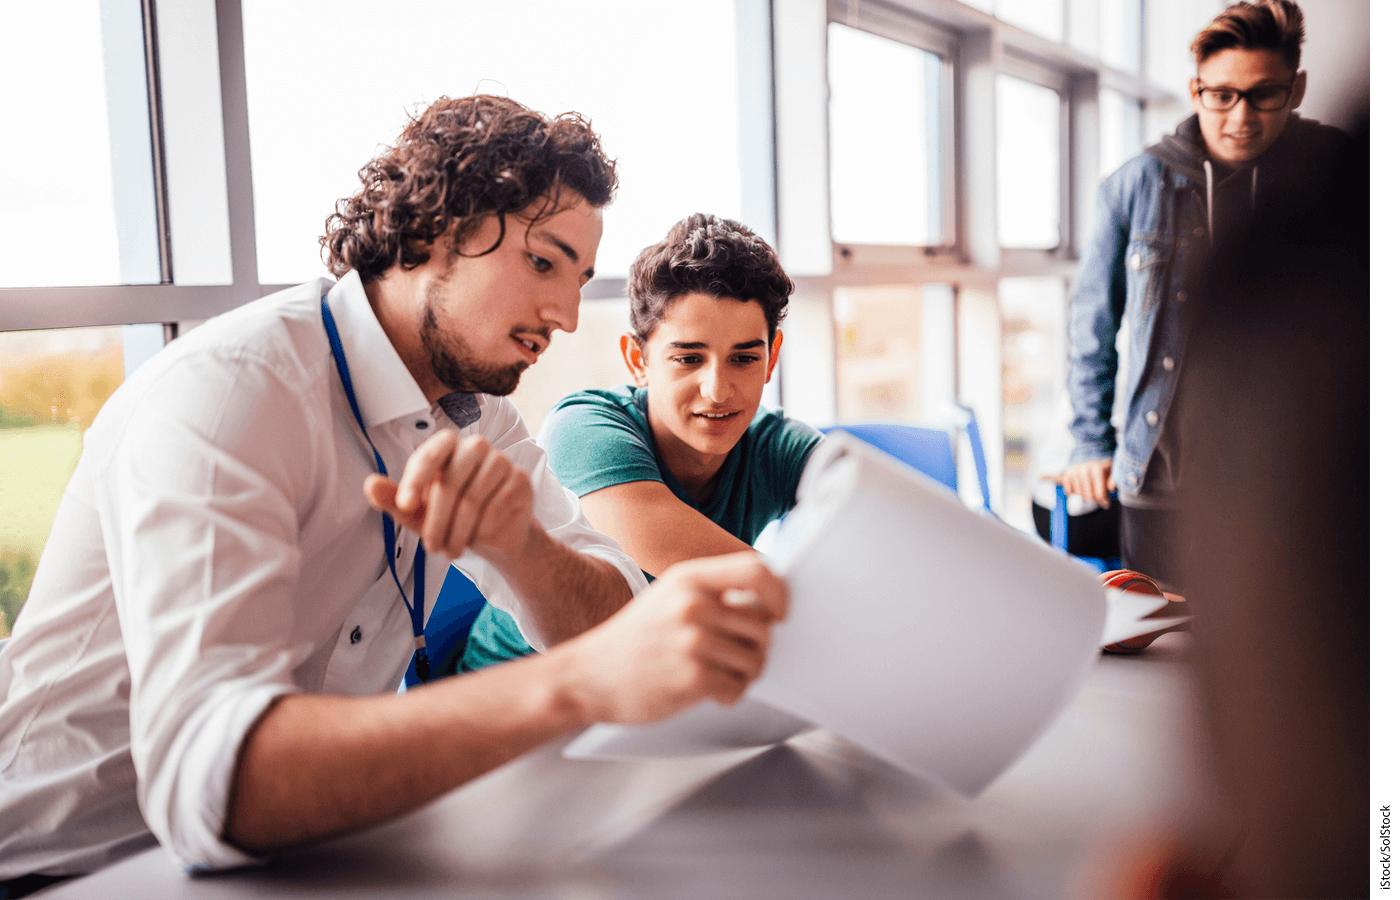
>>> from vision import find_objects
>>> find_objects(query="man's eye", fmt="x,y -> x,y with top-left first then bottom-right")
528,254 -> 552,273
733,355 -> 761,366
1207,90 -> 1237,105
673,355 -> 702,366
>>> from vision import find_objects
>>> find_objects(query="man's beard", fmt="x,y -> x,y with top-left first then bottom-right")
421,284 -> 528,397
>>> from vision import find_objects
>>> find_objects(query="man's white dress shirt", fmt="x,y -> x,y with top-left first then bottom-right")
0,273 -> 646,878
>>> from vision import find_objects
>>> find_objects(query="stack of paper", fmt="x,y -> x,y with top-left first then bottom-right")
566,434 -> 1188,796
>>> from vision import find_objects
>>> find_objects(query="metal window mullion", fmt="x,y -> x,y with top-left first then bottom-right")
214,0 -> 260,293
140,0 -> 174,287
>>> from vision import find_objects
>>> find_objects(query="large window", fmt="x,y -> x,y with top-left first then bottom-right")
996,76 -> 1063,250
827,23 -> 946,247
0,0 -> 160,288
0,328 -> 129,635
1000,277 -> 1069,533
241,0 -> 745,284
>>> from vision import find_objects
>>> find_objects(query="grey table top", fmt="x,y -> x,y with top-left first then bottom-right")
43,633 -> 1212,900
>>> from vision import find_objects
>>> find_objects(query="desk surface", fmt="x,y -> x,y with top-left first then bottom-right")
45,634 -> 1211,900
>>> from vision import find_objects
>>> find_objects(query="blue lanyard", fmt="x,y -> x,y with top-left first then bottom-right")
320,296 -> 431,684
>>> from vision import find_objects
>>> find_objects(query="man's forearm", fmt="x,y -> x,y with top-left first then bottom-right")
224,648 -> 593,853
489,525 -> 634,647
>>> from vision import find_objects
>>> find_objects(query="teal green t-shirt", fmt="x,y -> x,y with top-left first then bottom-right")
460,385 -> 822,671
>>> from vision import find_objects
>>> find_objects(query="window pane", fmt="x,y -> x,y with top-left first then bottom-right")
834,284 -> 956,422
1068,0 -> 1100,58
997,0 -> 1065,43
511,299 -> 632,436
1000,277 -> 1067,534
0,0 -> 160,288
0,328 -> 127,635
827,24 -> 945,245
1099,87 -> 1145,177
996,76 -> 1061,249
1100,0 -> 1143,73
242,1 -> 743,284
1145,0 -> 1221,92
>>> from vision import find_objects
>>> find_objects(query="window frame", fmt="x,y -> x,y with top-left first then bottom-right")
0,0 -> 277,332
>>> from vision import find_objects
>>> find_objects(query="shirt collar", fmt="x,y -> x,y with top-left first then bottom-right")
325,270 -> 433,430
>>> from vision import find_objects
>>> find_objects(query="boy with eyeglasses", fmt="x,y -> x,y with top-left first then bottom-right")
1061,0 -> 1350,592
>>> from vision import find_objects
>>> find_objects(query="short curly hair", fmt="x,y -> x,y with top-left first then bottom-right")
322,95 -> 618,281
628,214 -> 792,344
1192,1 -> 1305,71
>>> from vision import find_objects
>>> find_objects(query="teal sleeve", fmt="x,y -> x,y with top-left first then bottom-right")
753,411 -> 824,511
537,391 -> 664,497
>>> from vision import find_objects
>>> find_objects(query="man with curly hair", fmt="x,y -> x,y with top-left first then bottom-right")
463,214 -> 823,670
0,96 -> 787,894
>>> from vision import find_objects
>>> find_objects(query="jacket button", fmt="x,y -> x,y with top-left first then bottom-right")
1146,410 -> 1160,426
1163,357 -> 1176,371
350,626 -> 362,645
1176,291 -> 1188,304
1129,253 -> 1142,270
1193,227 -> 1205,238
415,420 -> 430,430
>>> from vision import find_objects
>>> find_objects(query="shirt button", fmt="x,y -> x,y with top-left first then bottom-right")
1163,357 -> 1176,371
1176,291 -> 1188,304
1129,253 -> 1142,270
415,420 -> 430,430
350,626 -> 362,645
1127,472 -> 1140,486
1146,410 -> 1160,427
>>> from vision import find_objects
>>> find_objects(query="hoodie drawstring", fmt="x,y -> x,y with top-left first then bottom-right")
1203,159 -> 1215,248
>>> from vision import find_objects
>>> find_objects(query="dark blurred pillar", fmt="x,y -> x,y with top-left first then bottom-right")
1179,114 -> 1368,898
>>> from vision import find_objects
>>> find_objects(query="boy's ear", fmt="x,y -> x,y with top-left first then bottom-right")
1289,70 -> 1308,110
765,331 -> 783,382
621,333 -> 648,386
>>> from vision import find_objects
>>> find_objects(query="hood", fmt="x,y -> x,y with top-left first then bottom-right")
1144,113 -> 1349,245
1146,113 -> 1348,188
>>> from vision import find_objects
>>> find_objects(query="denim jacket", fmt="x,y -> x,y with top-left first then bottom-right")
1067,150 -> 1207,502
1068,114 -> 1350,504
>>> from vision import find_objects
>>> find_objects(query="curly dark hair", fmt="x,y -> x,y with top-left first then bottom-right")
1192,1 -> 1305,71
322,95 -> 618,281
628,214 -> 793,344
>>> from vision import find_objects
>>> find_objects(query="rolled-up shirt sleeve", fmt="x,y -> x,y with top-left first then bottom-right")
449,398 -> 648,649
99,352 -> 313,871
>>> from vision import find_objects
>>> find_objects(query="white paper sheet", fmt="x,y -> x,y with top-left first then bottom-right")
743,435 -> 1107,796
1101,588 -> 1193,646
566,435 -> 1119,796
563,697 -> 813,760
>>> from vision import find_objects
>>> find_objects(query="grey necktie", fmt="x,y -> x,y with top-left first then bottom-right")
439,392 -> 481,428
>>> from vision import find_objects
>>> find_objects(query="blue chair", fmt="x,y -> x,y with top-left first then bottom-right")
1048,482 -> 1121,574
822,408 -> 993,513
402,566 -> 487,687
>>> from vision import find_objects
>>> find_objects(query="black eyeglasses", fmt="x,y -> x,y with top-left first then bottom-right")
1193,78 -> 1296,112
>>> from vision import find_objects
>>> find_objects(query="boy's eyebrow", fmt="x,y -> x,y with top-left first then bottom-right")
666,339 -> 767,351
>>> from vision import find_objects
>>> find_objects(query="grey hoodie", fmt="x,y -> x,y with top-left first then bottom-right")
1145,113 -> 1351,247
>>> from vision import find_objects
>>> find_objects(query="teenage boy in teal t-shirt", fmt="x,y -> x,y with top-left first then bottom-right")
462,214 -> 821,670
